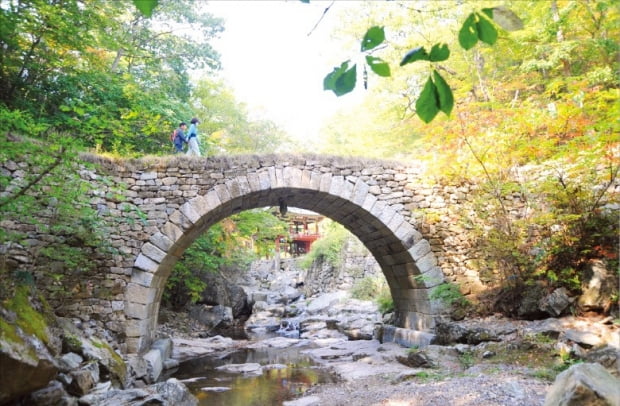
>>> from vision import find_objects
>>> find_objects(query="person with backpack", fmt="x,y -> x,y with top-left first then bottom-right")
186,117 -> 201,157
172,122 -> 188,153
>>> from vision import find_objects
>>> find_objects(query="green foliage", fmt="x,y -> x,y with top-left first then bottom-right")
324,4 -> 522,123
0,135 -> 116,299
3,285 -> 51,345
163,209 -> 287,309
1,0 -> 224,154
376,288 -> 395,314
351,276 -> 394,314
299,222 -> 349,269
133,0 -> 159,17
430,282 -> 469,307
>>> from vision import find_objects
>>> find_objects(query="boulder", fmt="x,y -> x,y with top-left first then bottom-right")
189,304 -> 233,331
585,346 -> 619,374
78,378 -> 198,406
578,260 -> 617,313
198,272 -> 251,318
539,288 -> 575,317
544,362 -> 620,406
306,291 -> 347,315
215,362 -> 263,376
24,380 -> 76,406
67,361 -> 100,396
432,321 -> 498,345
0,323 -> 59,404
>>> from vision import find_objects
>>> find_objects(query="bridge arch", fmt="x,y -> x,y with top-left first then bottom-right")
125,167 -> 446,353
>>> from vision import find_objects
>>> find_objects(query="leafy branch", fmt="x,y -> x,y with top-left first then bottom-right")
323,5 -> 523,123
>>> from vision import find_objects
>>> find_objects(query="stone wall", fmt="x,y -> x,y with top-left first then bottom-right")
301,237 -> 382,297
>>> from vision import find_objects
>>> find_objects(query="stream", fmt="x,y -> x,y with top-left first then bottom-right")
166,338 -> 336,405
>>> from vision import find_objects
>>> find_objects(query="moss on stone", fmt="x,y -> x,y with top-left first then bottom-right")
91,337 -> 127,383
0,316 -> 24,349
4,286 -> 50,346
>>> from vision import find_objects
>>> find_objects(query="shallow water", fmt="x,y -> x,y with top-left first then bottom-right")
169,344 -> 335,406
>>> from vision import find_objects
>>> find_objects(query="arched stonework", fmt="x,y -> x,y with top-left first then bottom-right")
125,167 -> 446,354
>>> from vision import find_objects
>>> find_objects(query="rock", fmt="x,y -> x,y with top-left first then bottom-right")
482,350 -> 496,359
201,386 -> 231,392
143,348 -> 164,383
79,378 -> 198,406
397,350 -> 435,368
585,346 -> 620,374
305,291 -> 347,314
517,282 -> 548,319
283,395 -> 321,406
0,323 -> 59,405
189,304 -> 233,331
215,362 -> 263,376
67,361 -> 100,396
152,337 -> 173,361
578,259 -> 617,312
58,352 -> 83,372
539,288 -> 575,317
432,322 -> 497,345
25,380 -> 76,406
563,329 -> 607,348
198,272 -> 251,318
171,336 -> 236,362
433,321 -> 467,345
544,362 -> 620,406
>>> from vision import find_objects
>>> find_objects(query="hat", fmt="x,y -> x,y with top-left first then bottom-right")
190,117 -> 200,124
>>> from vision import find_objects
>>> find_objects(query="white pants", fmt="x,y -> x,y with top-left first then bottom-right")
186,137 -> 201,156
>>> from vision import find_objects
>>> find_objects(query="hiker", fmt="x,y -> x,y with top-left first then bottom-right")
186,117 -> 201,156
173,122 -> 188,153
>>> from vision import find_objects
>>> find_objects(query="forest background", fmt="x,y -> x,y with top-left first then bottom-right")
1,0 -> 618,315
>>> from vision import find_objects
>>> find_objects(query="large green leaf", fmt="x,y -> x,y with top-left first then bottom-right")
324,61 -> 357,96
400,46 -> 430,66
416,76 -> 439,123
458,13 -> 478,50
361,26 -> 385,52
484,6 -> 523,31
476,13 -> 498,45
365,56 -> 391,77
432,70 -> 454,115
132,0 -> 158,17
429,43 -> 450,62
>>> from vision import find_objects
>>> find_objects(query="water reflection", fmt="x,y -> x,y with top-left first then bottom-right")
170,345 -> 335,406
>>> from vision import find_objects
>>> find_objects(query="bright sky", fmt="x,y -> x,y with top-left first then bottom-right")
205,1 -> 362,143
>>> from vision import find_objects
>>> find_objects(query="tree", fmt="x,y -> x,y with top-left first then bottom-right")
0,0 -> 224,154
190,78 -> 294,155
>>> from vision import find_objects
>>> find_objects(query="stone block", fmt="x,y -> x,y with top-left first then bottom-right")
141,242 -> 166,263
379,325 -> 435,348
151,338 -> 173,361
180,197 -> 204,223
214,183 -> 231,204
149,231 -> 173,251
351,179 -> 370,206
142,349 -> 163,383
130,269 -> 155,287
125,301 -> 155,319
416,251 -> 438,274
161,221 -> 183,245
125,284 -> 157,305
125,317 -> 153,338
133,254 -> 158,274
408,240 -> 431,261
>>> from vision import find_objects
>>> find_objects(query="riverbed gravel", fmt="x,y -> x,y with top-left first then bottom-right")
298,365 -> 549,406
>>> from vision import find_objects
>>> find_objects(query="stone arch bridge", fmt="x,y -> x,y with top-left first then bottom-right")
5,154 -> 463,354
